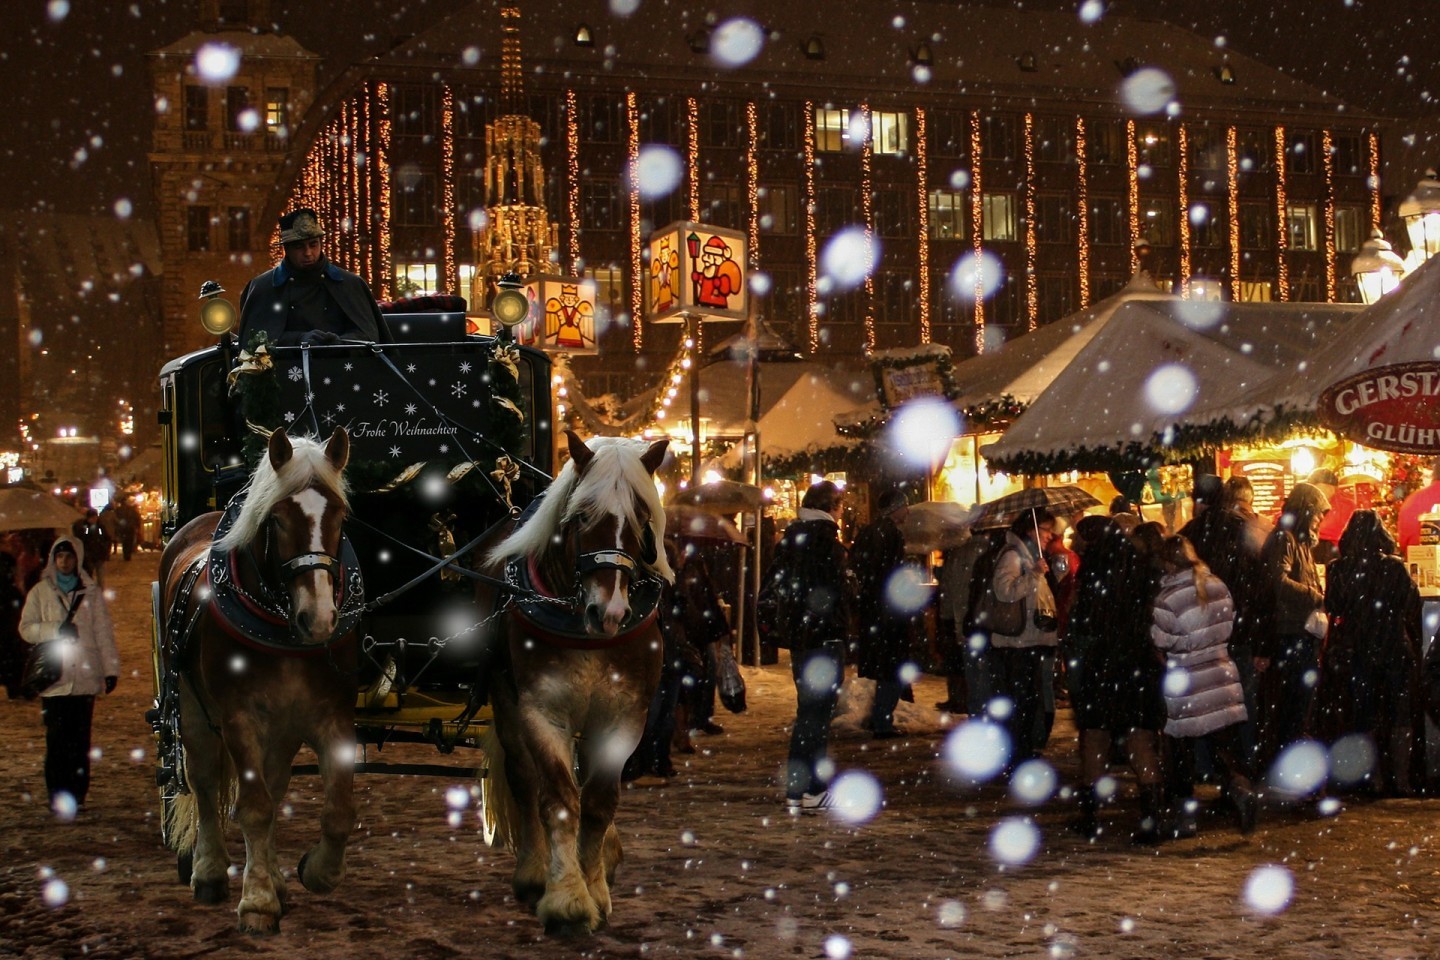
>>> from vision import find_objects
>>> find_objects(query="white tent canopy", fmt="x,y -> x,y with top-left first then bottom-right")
1189,250 -> 1440,429
952,274 -> 1177,412
645,358 -> 873,460
982,299 -> 1363,467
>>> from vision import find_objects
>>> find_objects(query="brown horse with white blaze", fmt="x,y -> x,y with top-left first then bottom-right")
479,431 -> 671,936
157,427 -> 359,935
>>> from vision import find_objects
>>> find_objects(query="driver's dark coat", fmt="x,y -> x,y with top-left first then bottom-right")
237,258 -> 393,348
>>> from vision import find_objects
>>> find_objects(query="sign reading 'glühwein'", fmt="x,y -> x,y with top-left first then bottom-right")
1318,361 -> 1440,454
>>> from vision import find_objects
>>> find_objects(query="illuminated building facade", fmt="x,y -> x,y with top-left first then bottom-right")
162,2 -> 1386,392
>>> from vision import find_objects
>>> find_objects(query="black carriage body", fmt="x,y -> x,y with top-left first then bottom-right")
156,331 -> 553,747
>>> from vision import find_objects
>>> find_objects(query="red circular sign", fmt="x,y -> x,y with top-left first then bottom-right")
1317,361 -> 1440,453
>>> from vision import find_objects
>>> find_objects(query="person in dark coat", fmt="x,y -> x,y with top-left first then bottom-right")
70,509 -> 110,587
1064,516 -> 1166,842
851,490 -> 913,738
1317,510 -> 1423,795
0,552 -> 25,698
678,542 -> 731,736
624,539 -> 698,780
1258,481 -> 1330,760
1180,476 -> 1274,766
237,208 -> 394,349
766,480 -> 850,812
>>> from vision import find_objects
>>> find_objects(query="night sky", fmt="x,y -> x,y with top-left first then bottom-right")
3,0 -> 1437,220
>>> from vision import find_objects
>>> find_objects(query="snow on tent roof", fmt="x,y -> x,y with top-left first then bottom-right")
980,299 -> 1363,474
952,275 -> 1176,413
1181,251 -> 1440,438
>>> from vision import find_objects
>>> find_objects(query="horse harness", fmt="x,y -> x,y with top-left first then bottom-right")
500,495 -> 662,650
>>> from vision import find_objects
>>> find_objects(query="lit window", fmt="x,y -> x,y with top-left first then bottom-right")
1286,203 -> 1320,250
982,193 -> 1017,242
264,88 -> 288,134
393,262 -> 439,298
927,189 -> 967,240
1334,206 -> 1366,253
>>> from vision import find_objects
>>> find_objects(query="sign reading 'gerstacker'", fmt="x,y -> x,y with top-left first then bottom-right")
1318,361 -> 1440,454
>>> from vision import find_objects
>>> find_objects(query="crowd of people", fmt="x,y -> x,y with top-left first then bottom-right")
755,470 -> 1440,837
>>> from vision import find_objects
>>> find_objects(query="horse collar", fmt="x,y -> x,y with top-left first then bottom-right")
208,492 -> 366,656
504,555 -> 661,651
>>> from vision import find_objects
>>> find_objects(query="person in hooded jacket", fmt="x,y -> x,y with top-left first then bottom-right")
765,480 -> 850,812
1258,481 -> 1330,760
19,537 -> 120,812
1316,510 -> 1423,795
1151,535 -> 1256,838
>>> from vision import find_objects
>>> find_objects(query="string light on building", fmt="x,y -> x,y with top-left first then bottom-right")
627,91 -> 642,351
803,100 -> 819,353
1273,126 -> 1290,301
746,101 -> 760,268
1023,111 -> 1037,331
358,88 -> 372,279
1368,131 -> 1381,230
915,107 -> 931,344
441,84 -> 457,293
1126,119 -> 1140,273
1177,124 -> 1192,296
377,81 -> 392,300
860,103 -> 876,354
969,109 -> 984,351
687,97 -> 701,221
1076,117 -> 1090,308
1322,128 -> 1337,302
1227,125 -> 1240,302
566,90 -> 581,274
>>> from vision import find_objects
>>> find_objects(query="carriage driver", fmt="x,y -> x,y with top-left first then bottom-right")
236,208 -> 394,349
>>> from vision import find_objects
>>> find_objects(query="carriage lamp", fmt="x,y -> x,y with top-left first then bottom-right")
197,280 -> 237,336
1399,168 -> 1440,267
1350,230 -> 1406,304
490,272 -> 531,340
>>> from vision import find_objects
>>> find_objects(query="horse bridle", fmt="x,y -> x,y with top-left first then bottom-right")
566,512 -> 658,598
245,515 -> 347,617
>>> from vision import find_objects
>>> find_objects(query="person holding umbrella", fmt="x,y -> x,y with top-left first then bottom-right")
988,507 -> 1060,767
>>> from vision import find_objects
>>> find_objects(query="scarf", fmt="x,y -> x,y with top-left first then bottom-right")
55,571 -> 80,593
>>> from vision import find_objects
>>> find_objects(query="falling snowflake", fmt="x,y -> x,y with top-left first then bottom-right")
428,378 -> 437,387
404,403 -> 418,415
287,366 -> 304,382
344,362 -> 354,372
451,382 -> 468,398
459,361 -> 473,374
389,445 -> 402,458
473,399 -> 482,408
283,411 -> 296,423
374,390 -> 389,405
406,363 -> 418,373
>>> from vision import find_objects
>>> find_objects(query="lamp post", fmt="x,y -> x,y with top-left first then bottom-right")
1349,230 -> 1407,304
1398,168 -> 1440,267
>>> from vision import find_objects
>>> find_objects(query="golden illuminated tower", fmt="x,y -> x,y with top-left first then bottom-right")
471,6 -> 558,306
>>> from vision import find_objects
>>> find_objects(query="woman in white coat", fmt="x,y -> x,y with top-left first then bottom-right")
1151,535 -> 1256,838
19,537 -> 120,813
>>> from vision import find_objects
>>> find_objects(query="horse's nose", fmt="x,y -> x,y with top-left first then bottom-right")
295,609 -> 312,636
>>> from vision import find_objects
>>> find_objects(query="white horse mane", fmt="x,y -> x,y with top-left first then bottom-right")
214,436 -> 350,554
488,436 -> 673,584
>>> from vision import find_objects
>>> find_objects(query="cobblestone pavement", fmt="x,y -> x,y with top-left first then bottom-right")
2,556 -> 1437,959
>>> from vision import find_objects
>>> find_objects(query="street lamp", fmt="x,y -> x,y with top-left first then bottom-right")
1398,168 -> 1440,266
1349,230 -> 1406,304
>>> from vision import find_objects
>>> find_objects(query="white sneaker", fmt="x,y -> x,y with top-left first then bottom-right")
800,790 -> 832,811
784,797 -> 804,813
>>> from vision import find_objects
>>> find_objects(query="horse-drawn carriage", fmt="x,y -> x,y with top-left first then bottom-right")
148,290 -> 669,935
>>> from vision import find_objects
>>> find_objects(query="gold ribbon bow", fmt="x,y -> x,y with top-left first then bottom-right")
490,343 -> 521,382
490,455 -> 521,511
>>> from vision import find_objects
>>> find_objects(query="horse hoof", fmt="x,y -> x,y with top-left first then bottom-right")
297,852 -> 340,895
514,882 -> 545,912
193,878 -> 228,905
543,917 -> 595,938
238,912 -> 280,937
